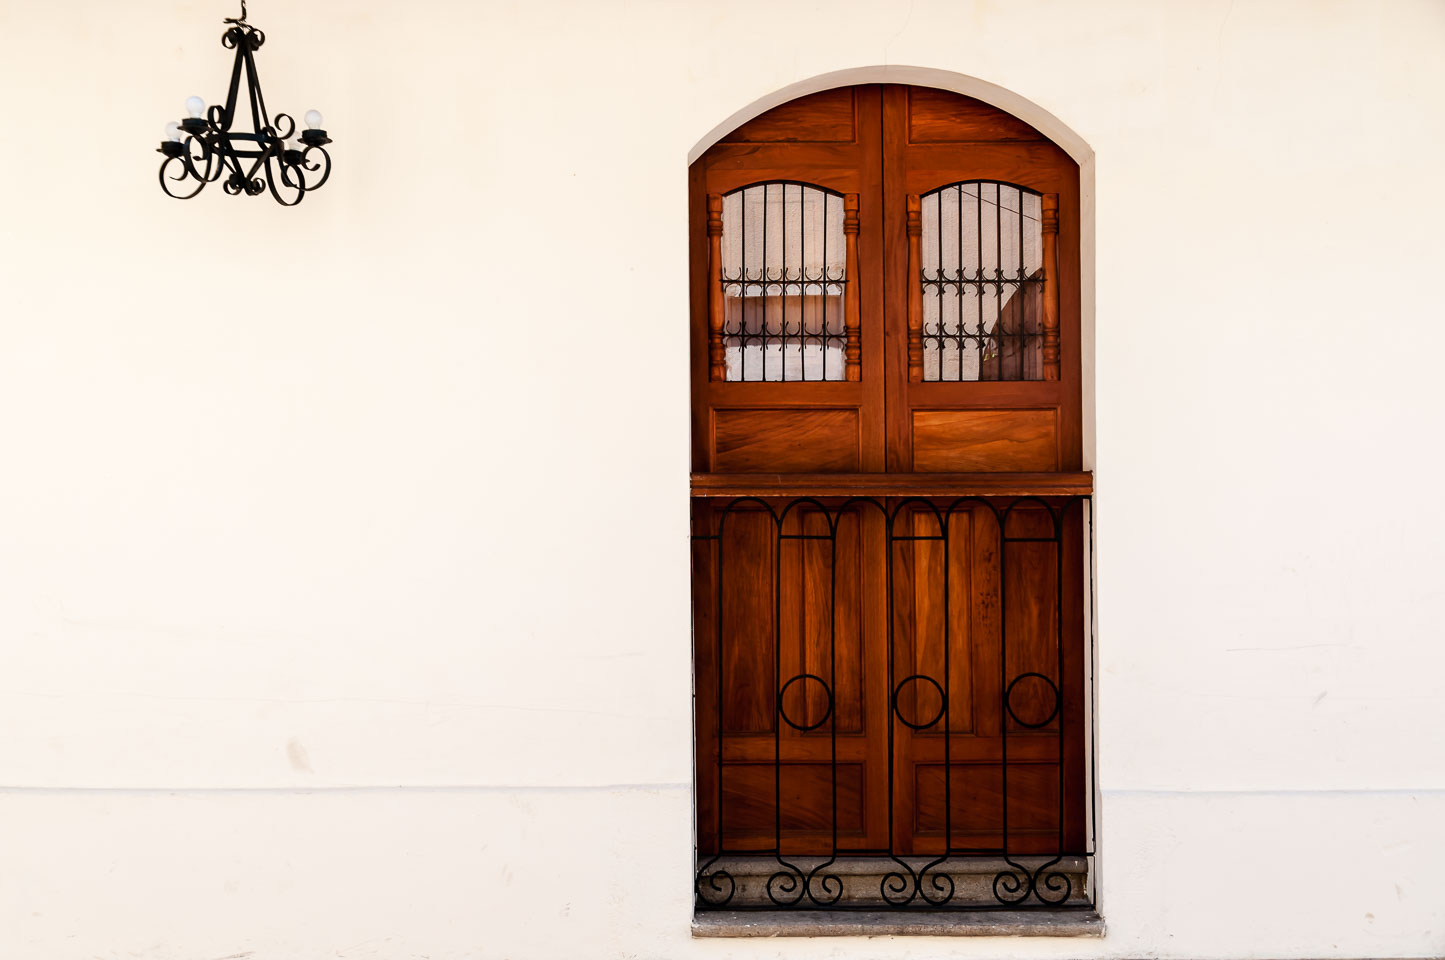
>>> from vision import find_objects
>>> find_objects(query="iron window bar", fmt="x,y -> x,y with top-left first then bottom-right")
914,181 -> 1053,383
710,182 -> 858,382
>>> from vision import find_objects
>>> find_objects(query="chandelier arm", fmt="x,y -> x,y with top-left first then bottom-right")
264,155 -> 306,206
158,156 -> 208,199
241,40 -> 272,137
205,140 -> 227,182
180,135 -> 217,183
300,144 -> 331,190
217,34 -> 249,131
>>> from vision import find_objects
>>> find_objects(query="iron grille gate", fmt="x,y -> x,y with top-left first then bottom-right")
692,495 -> 1094,911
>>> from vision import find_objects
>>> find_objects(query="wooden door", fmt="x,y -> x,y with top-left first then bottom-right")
690,87 -> 893,857
692,85 -> 1086,880
689,86 -> 887,475
880,86 -> 1081,474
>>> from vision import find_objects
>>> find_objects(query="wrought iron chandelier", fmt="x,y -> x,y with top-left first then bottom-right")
156,2 -> 332,205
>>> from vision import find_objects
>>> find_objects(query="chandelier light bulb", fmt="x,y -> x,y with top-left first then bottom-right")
304,109 -> 323,130
164,121 -> 182,142
185,95 -> 206,119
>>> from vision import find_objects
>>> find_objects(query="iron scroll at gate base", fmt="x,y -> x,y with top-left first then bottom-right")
693,494 -> 1095,912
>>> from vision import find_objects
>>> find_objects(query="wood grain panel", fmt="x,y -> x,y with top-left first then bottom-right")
721,88 -> 856,143
894,506 -> 979,737
721,763 -> 865,836
907,87 -> 1044,143
911,409 -> 1057,472
714,408 -> 860,473
1004,505 -> 1059,735
790,508 -> 864,734
914,763 -> 1060,847
719,508 -> 776,735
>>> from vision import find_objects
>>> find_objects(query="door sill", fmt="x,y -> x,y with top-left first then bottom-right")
692,907 -> 1104,938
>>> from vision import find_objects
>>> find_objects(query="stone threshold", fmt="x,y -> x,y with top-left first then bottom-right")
693,907 -> 1105,938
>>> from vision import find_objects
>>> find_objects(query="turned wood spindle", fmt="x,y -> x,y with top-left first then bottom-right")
1041,193 -> 1061,382
706,194 -> 726,381
843,193 -> 861,382
906,194 -> 923,383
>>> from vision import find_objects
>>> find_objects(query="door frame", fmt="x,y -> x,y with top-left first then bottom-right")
686,68 -> 1102,912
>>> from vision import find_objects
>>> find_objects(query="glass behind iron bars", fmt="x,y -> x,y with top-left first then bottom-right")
922,182 -> 1044,382
721,183 -> 847,382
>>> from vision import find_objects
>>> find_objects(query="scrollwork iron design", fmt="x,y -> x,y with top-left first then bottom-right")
803,862 -> 844,907
880,861 -> 919,906
994,858 -> 1073,906
154,4 -> 332,205
694,862 -> 736,907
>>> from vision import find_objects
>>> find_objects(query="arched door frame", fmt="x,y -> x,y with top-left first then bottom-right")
685,69 -> 1105,915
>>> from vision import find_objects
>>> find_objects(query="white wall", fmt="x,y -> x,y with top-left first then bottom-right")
1,1 -> 1442,957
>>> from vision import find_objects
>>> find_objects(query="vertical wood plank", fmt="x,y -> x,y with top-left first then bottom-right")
721,510 -> 776,734
947,509 -> 975,734
692,502 -> 719,852
880,85 -> 912,472
798,508 -> 831,730
860,504 -> 892,850
910,508 -> 945,734
828,509 -> 864,734
1060,502 -> 1088,852
974,505 -> 1002,739
890,507 -> 918,853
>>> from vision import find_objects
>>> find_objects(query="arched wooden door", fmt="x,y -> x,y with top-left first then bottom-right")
691,85 -> 1090,910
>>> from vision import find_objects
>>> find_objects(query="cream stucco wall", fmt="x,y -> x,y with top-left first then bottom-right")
1,1 -> 1443,957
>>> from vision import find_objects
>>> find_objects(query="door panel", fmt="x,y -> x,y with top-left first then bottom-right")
911,408 -> 1060,472
881,85 -> 1082,474
722,87 -> 860,143
904,86 -> 1049,143
712,408 -> 861,472
694,499 -> 890,855
690,86 -> 887,474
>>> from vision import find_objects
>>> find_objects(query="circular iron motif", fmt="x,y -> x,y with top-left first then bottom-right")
891,674 -> 946,730
1004,672 -> 1060,728
777,673 -> 833,731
